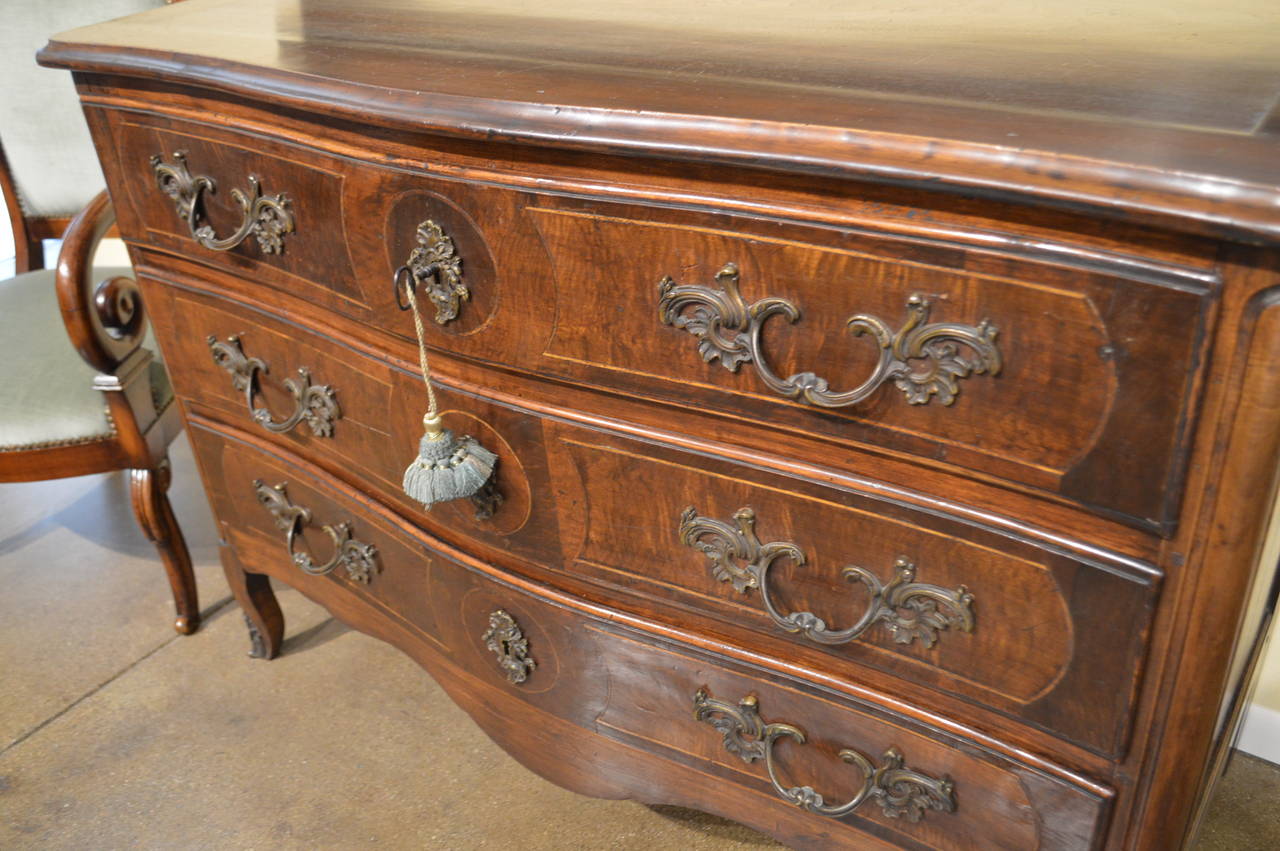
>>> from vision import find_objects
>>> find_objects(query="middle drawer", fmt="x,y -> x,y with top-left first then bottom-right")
141,277 -> 1158,758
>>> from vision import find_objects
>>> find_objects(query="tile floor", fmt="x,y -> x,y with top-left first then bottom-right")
1,436 -> 1278,849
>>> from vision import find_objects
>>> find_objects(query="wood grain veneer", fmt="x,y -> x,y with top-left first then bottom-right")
39,2 -> 1280,848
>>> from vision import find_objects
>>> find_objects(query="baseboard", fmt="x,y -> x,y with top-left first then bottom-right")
1237,703 -> 1280,764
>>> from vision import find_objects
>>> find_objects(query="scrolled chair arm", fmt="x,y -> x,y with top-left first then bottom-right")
54,190 -> 147,375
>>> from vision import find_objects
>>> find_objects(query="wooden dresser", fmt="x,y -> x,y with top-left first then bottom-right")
39,2 -> 1280,848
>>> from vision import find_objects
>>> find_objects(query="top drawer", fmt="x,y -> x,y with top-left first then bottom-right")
95,108 -> 1212,531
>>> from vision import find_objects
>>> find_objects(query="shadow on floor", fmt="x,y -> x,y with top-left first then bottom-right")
647,806 -> 782,846
282,615 -> 351,656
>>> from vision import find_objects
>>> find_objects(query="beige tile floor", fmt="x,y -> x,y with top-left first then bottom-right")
1,435 -> 1277,849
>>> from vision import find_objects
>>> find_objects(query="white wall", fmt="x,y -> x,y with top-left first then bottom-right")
1238,623 -> 1280,763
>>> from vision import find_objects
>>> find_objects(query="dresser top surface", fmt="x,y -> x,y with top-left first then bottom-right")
40,0 -> 1280,239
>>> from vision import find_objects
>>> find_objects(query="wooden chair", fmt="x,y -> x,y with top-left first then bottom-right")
0,0 -> 199,634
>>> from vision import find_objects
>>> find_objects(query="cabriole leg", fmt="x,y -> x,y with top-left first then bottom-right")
220,546 -> 284,659
128,459 -> 200,635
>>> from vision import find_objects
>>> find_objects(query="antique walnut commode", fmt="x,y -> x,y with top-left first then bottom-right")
40,2 -> 1280,848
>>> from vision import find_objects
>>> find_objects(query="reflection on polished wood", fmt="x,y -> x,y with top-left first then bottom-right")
39,2 -> 1280,848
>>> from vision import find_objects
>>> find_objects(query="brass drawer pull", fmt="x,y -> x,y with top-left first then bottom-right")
482,609 -> 536,684
151,151 -> 294,254
209,335 -> 340,437
680,506 -> 974,647
253,480 -> 379,583
394,219 -> 469,325
694,688 -> 955,821
658,263 -> 1001,407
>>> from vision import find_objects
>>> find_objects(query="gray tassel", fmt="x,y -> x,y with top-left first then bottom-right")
396,265 -> 497,511
402,414 -> 497,509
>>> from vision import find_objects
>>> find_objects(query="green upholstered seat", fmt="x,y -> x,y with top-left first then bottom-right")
0,267 -> 169,450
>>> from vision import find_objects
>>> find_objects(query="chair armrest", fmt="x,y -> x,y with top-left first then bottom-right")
54,190 -> 147,374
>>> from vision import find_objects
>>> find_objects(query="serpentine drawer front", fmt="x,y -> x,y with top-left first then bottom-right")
191,420 -> 1110,851
144,273 -> 1158,757
103,110 -> 1210,530
44,3 -> 1280,849
541,422 -> 1159,757
135,276 -> 549,551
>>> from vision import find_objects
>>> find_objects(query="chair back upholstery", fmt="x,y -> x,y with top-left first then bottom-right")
1,0 -> 168,270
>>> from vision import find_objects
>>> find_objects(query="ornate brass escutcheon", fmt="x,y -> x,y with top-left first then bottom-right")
482,609 -> 536,684
693,687 -> 956,821
395,219 -> 468,325
679,506 -> 974,647
151,151 -> 294,253
208,335 -> 340,437
253,480 -> 379,583
468,477 -> 505,521
658,263 -> 1001,407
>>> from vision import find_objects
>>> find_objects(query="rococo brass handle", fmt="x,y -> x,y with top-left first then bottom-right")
679,506 -> 974,647
658,263 -> 1001,407
151,151 -> 294,254
253,480 -> 379,583
209,335 -> 340,437
693,687 -> 955,821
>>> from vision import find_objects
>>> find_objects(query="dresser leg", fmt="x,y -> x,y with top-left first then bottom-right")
222,555 -> 284,659
129,460 -> 200,635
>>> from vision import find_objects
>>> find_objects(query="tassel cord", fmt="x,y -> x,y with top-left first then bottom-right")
403,276 -> 439,417
395,266 -> 498,509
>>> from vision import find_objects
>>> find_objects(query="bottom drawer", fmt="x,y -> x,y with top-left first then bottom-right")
192,420 -> 1112,850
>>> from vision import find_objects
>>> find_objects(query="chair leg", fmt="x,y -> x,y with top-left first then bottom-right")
221,547 -> 284,659
129,459 -> 200,635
